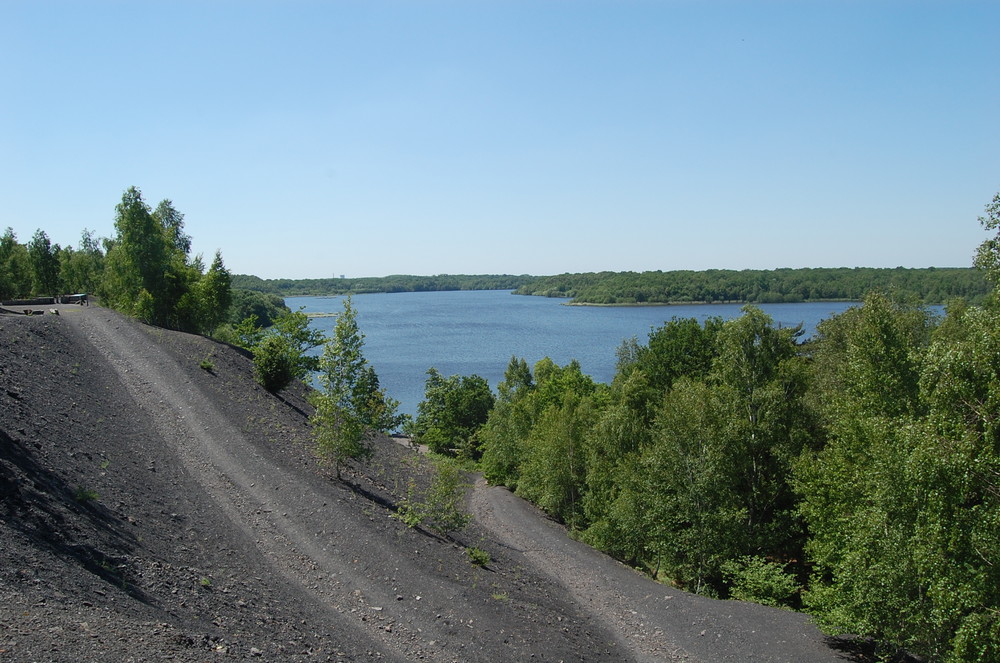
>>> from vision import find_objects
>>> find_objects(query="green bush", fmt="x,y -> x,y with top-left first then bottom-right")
252,334 -> 294,393
721,555 -> 800,608
394,460 -> 471,535
73,486 -> 99,503
467,546 -> 491,568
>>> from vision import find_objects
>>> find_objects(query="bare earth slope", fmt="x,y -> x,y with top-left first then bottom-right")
0,305 -> 853,662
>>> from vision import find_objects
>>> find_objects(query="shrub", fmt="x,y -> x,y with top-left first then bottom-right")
252,334 -> 294,393
73,486 -> 99,503
467,546 -> 491,568
721,555 -> 800,608
394,460 -> 471,535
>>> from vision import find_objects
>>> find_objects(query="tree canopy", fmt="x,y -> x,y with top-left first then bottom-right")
513,266 -> 988,306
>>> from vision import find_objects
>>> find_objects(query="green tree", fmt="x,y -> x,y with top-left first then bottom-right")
0,228 -> 31,300
597,307 -> 812,596
631,378 -> 740,594
629,316 -> 724,392
479,357 -> 536,487
27,229 -> 60,296
974,190 -> 1000,293
227,306 -> 323,392
225,289 -> 288,327
153,198 -> 192,256
479,356 -> 603,491
409,369 -> 495,458
707,307 -> 812,571
57,229 -> 104,295
805,292 -> 931,428
311,297 -> 402,477
100,187 -> 231,334
396,458 -> 472,535
799,301 -> 1000,661
580,368 -> 655,563
263,308 -> 326,378
100,186 -> 173,323
192,250 -> 232,334
516,392 -> 596,526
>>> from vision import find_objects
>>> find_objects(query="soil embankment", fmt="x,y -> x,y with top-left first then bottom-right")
1,305 -> 852,662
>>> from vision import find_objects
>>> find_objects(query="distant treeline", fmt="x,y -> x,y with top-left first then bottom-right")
512,267 -> 989,305
232,273 -> 535,297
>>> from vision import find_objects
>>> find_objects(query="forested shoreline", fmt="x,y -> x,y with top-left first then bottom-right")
513,266 -> 989,305
228,267 -> 989,306
231,273 -> 534,296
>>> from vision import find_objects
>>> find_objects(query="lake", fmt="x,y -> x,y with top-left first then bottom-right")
287,291 -> 864,418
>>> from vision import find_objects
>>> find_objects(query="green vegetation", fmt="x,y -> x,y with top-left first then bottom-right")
225,288 -> 287,328
225,307 -> 325,393
513,266 -> 988,305
251,334 -> 296,393
231,273 -> 534,296
0,188 -> 293,342
395,458 -> 471,535
100,188 -> 232,332
2,226 -> 105,302
463,190 -> 1000,661
73,486 -> 100,503
230,266 -> 986,306
405,369 -> 495,459
311,297 -> 406,477
7,183 -> 999,661
476,289 -> 998,658
466,546 -> 491,568
720,556 -> 800,608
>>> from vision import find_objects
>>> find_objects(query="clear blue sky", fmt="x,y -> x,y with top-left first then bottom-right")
2,1 -> 998,279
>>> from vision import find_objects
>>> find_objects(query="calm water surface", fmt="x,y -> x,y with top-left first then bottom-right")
287,291 -> 860,417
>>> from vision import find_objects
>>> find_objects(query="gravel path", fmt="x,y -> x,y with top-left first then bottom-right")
471,479 -> 852,663
56,307 -> 623,662
66,310 -> 413,660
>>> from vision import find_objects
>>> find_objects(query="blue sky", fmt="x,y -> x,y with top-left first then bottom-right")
2,1 -> 998,279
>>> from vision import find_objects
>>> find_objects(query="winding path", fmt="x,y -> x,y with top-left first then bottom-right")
470,479 -> 850,662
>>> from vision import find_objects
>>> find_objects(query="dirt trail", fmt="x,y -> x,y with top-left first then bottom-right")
470,479 -> 852,663
56,307 -> 622,662
65,309 -> 418,661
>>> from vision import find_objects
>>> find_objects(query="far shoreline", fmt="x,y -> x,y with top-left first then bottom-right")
558,298 -> 861,307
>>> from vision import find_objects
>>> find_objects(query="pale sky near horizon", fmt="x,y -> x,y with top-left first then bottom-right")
2,1 -> 998,279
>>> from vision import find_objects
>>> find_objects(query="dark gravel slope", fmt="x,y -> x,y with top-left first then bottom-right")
0,307 -> 623,662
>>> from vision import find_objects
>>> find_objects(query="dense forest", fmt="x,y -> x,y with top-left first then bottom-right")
230,267 -> 989,306
231,273 -> 535,296
513,266 -> 990,305
408,191 -> 1000,663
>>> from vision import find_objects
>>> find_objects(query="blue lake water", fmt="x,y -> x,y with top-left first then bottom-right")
287,291 -> 864,418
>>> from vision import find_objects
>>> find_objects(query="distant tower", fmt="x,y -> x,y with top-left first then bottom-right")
340,274 -> 345,279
